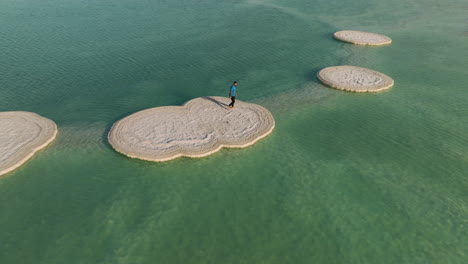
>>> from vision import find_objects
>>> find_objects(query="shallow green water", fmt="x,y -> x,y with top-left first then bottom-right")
1,0 -> 467,263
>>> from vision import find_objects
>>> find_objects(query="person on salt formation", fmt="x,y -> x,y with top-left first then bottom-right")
228,81 -> 238,108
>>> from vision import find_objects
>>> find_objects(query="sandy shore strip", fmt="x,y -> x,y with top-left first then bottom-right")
317,66 -> 394,92
333,30 -> 392,46
0,112 -> 57,176
108,96 -> 275,162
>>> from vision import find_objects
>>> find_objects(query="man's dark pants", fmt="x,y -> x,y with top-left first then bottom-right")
229,96 -> 236,107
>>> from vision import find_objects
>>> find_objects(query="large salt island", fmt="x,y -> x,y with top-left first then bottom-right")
108,96 -> 275,162
333,30 -> 392,46
317,66 -> 394,92
0,112 -> 57,176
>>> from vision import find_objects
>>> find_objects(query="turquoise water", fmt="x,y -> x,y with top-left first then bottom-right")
1,0 -> 467,263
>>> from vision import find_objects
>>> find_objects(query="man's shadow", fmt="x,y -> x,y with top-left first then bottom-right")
202,96 -> 229,109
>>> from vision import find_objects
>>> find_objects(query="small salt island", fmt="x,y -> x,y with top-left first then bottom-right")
108,96 -> 275,162
0,112 -> 57,176
317,66 -> 394,92
333,30 -> 392,46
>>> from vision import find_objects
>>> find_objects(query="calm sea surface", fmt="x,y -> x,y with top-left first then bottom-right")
1,0 -> 467,263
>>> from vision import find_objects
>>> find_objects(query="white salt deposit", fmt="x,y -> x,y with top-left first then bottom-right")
317,66 -> 394,92
334,30 -> 392,46
108,97 -> 275,162
0,112 -> 57,176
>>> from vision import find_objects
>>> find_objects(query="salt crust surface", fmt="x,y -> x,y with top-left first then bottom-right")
334,30 -> 392,46
108,97 -> 275,162
317,66 -> 394,92
0,112 -> 57,176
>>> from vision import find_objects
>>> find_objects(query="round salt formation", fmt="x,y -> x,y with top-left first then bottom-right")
0,112 -> 57,176
108,96 -> 275,162
317,66 -> 394,92
333,30 -> 392,46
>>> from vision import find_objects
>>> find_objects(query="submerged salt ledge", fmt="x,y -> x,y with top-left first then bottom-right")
0,112 -> 57,176
108,96 -> 275,162
317,66 -> 394,92
333,30 -> 392,46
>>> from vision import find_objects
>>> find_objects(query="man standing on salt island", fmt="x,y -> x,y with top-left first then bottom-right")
228,81 -> 237,108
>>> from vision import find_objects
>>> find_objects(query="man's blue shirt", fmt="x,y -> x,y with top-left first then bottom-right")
230,85 -> 237,96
